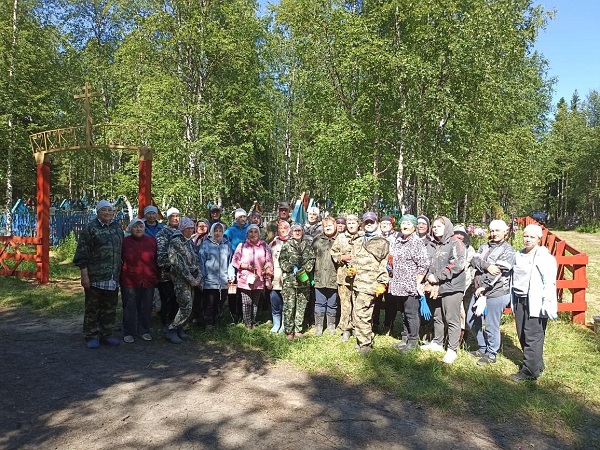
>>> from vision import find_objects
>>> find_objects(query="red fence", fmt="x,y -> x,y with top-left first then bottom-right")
0,236 -> 43,281
513,217 -> 588,324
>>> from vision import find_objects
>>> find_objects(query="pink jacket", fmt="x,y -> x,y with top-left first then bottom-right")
232,240 -> 273,290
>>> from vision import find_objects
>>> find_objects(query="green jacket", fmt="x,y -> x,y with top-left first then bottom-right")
312,233 -> 337,289
279,238 -> 316,289
73,218 -> 124,282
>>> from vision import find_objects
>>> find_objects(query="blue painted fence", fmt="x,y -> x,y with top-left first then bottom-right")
0,210 -> 130,246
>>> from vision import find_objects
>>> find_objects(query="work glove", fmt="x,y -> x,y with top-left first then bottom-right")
419,295 -> 432,320
375,284 -> 387,296
473,295 -> 487,317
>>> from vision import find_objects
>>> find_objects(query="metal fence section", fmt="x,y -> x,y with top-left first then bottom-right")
1,210 -> 130,246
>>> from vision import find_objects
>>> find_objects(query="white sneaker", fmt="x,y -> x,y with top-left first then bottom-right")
123,335 -> 134,343
421,342 -> 445,353
442,349 -> 457,364
141,333 -> 152,341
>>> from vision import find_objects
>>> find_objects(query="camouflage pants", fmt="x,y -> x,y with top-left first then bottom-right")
337,284 -> 354,332
352,291 -> 376,348
83,287 -> 119,340
169,280 -> 194,329
283,286 -> 309,334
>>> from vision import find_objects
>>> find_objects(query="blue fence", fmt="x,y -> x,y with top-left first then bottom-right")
0,210 -> 130,246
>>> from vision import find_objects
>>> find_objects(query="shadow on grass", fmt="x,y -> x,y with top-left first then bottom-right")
1,298 -> 598,449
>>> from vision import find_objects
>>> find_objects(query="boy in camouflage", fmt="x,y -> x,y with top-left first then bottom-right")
279,225 -> 316,337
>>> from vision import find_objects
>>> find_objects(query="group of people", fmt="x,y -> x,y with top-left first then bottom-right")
74,199 -> 557,383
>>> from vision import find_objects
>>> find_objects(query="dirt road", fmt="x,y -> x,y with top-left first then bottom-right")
0,307 -> 566,449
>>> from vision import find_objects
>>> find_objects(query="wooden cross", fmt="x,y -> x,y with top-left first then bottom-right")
74,83 -> 101,148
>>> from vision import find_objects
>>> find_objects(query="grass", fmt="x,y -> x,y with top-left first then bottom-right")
1,234 -> 599,447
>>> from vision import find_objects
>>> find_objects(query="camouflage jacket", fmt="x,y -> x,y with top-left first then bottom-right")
279,238 -> 316,289
330,231 -> 362,286
156,225 -> 178,273
350,235 -> 390,295
168,231 -> 200,285
73,218 -> 124,282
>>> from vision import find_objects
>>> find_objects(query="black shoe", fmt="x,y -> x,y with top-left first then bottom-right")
470,349 -> 486,358
510,371 -> 537,383
477,354 -> 496,366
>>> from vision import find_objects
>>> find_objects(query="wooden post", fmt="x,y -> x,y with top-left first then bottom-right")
36,158 -> 50,284
138,147 -> 153,217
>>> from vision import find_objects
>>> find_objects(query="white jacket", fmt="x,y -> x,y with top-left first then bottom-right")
511,246 -> 558,319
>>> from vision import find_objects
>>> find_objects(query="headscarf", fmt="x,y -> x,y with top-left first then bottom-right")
400,214 -> 417,228
277,220 -> 291,242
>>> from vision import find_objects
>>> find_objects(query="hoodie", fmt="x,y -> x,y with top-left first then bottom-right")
200,223 -> 233,290
426,217 -> 466,295
224,221 -> 249,252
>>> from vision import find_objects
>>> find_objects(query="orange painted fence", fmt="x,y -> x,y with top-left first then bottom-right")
0,236 -> 44,281
511,217 -> 588,324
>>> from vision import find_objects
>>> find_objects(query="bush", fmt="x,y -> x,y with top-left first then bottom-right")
55,231 -> 78,262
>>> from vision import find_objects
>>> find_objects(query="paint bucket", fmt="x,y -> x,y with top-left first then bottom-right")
227,283 -> 237,295
296,268 -> 309,283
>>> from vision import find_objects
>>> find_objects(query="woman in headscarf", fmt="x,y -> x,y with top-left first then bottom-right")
269,220 -> 291,333
421,216 -> 466,364
510,224 -> 557,382
279,224 -> 316,338
467,219 -> 516,366
312,216 -> 339,335
231,224 -> 273,329
199,223 -> 232,330
388,214 -> 430,353
121,218 -> 158,343
191,218 -> 210,326
167,217 -> 202,343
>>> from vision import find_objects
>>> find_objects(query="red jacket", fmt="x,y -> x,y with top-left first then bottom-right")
121,235 -> 159,288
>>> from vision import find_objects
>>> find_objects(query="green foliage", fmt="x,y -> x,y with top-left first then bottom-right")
54,231 -> 79,262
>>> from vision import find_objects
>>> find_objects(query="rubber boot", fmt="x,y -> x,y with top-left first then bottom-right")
167,328 -> 182,344
270,314 -> 282,333
340,331 -> 351,342
177,327 -> 190,340
326,314 -> 337,335
314,314 -> 325,336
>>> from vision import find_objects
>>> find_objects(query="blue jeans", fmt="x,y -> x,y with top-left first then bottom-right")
467,293 -> 510,358
314,287 -> 337,315
121,287 -> 154,336
270,289 -> 283,316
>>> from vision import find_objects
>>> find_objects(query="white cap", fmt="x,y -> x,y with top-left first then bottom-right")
166,207 -> 180,218
234,208 -> 247,219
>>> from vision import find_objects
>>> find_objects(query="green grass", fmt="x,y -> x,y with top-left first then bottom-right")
1,235 -> 599,447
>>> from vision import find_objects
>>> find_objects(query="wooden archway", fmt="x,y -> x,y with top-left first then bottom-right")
24,83 -> 153,284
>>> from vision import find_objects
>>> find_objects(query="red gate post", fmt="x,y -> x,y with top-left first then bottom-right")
137,148 -> 153,217
36,157 -> 50,284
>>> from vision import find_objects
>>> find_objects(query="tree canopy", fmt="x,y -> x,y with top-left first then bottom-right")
2,0 -> 597,224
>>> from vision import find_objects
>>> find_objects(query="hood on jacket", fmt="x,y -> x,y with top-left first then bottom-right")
432,216 -> 455,244
208,222 -> 228,244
